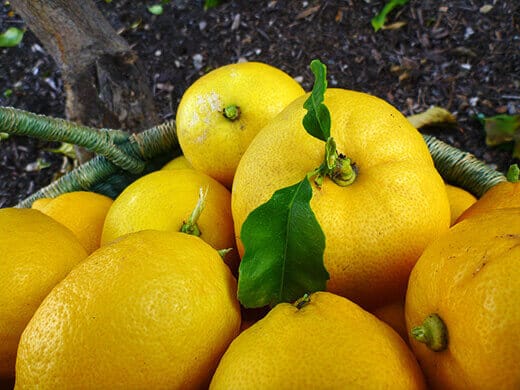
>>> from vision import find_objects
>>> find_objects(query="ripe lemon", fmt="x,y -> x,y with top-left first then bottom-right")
444,184 -> 477,225
371,299 -> 408,342
405,208 -> 520,389
101,169 -> 238,272
30,197 -> 52,210
176,61 -> 305,187
161,155 -> 193,170
232,88 -> 450,309
456,180 -> 519,222
0,208 -> 87,380
31,191 -> 113,254
210,291 -> 426,389
16,230 -> 241,389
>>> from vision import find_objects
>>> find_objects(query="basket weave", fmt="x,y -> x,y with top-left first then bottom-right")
0,106 -> 506,208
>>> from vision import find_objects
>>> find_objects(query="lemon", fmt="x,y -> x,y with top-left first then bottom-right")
15,230 -> 241,389
456,180 -> 520,222
371,299 -> 408,342
101,169 -> 238,272
406,208 -> 520,389
232,88 -> 450,309
31,191 -> 113,254
444,184 -> 476,225
210,291 -> 426,389
161,155 -> 193,170
0,208 -> 87,380
176,61 -> 305,187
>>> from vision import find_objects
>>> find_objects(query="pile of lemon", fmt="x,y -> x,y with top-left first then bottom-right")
1,62 -> 519,389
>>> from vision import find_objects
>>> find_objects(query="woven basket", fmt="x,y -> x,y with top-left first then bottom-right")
0,106 -> 507,208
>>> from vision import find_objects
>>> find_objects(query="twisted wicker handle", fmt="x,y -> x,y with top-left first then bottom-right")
0,106 -> 507,207
0,107 -> 145,173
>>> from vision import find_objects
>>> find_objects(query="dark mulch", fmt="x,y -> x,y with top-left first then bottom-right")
1,0 -> 519,208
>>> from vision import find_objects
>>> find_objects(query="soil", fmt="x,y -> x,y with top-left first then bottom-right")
1,0 -> 519,208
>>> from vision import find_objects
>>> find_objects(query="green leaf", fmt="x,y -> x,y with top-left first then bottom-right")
3,88 -> 13,98
371,0 -> 409,32
238,177 -> 329,308
506,164 -> 519,183
204,0 -> 223,10
45,142 -> 77,159
481,113 -> 520,159
302,59 -> 331,141
0,27 -> 25,48
147,4 -> 164,15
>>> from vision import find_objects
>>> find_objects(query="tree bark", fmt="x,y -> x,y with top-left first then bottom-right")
11,0 -> 158,161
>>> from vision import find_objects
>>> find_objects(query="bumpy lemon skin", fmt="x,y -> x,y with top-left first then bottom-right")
176,61 -> 305,188
232,88 -> 450,309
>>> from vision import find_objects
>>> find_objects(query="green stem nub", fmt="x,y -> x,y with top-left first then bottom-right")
294,293 -> 311,309
310,137 -> 357,187
180,187 -> 208,237
411,313 -> 448,352
223,105 -> 240,121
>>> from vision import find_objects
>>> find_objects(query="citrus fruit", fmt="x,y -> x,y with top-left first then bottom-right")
371,299 -> 408,342
176,61 -> 305,187
0,208 -> 87,380
16,230 -> 241,389
101,169 -> 238,271
456,180 -> 520,222
444,184 -> 477,225
210,291 -> 426,389
31,191 -> 113,254
161,155 -> 193,170
405,208 -> 520,389
232,88 -> 450,309
30,197 -> 52,210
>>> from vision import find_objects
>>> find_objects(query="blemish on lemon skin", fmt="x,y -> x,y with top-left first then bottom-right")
472,261 -> 487,277
193,92 -> 222,125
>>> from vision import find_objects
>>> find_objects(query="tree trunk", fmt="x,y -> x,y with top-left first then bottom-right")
10,0 -> 158,162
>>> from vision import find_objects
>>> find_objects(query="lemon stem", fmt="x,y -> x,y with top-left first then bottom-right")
223,105 -> 240,121
309,137 -> 357,187
180,186 -> 208,237
293,293 -> 311,309
411,313 -> 448,352
217,248 -> 233,259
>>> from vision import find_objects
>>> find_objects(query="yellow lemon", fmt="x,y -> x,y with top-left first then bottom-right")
371,299 -> 408,342
30,197 -> 52,210
444,183 -> 477,225
161,155 -> 193,170
15,230 -> 241,389
232,88 -> 450,309
0,208 -> 87,380
406,208 -> 520,389
101,169 -> 238,272
210,291 -> 426,389
456,180 -> 520,222
32,191 -> 113,254
176,61 -> 305,187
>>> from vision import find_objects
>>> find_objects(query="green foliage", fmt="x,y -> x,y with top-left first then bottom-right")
147,4 -> 164,15
506,164 -> 519,183
238,177 -> 328,308
371,0 -> 409,32
204,0 -> 224,10
45,143 -> 77,160
302,59 -> 331,141
0,27 -> 25,48
480,113 -> 520,158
